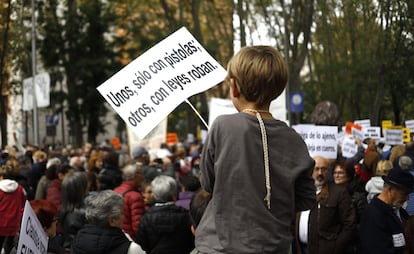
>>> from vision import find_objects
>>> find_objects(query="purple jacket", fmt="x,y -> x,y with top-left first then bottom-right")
175,191 -> 194,210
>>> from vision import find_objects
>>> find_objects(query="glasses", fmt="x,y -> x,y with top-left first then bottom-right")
333,171 -> 346,176
314,166 -> 328,172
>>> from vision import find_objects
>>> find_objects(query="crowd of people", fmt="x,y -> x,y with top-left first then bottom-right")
1,45 -> 414,254
0,138 -> 205,254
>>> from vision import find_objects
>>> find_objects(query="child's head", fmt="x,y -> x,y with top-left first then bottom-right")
226,46 -> 288,108
189,189 -> 211,233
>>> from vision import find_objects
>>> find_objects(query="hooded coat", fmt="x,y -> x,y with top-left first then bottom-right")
365,176 -> 384,203
0,179 -> 26,236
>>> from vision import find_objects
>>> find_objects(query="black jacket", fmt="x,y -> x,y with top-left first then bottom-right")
136,203 -> 194,254
98,166 -> 122,191
60,208 -> 87,251
71,225 -> 131,254
360,196 -> 409,254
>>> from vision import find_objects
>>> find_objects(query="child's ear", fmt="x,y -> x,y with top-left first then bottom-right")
230,79 -> 240,98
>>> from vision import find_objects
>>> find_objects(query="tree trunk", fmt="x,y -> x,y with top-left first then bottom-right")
0,0 -> 12,148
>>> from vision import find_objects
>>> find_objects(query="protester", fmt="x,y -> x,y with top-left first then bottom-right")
295,156 -> 356,254
360,167 -> 414,253
365,160 -> 393,203
59,171 -> 88,251
71,190 -> 145,254
195,46 -> 315,253
69,156 -> 85,172
333,159 -> 367,221
98,150 -> 122,190
84,171 -> 99,204
47,165 -> 72,211
189,189 -> 211,234
141,181 -> 154,211
189,190 -> 212,254
35,158 -> 61,200
176,175 -> 201,210
86,150 -> 103,173
132,146 -> 158,182
10,200 -> 66,254
113,164 -> 145,241
28,150 -> 47,195
0,164 -> 27,253
136,175 -> 194,253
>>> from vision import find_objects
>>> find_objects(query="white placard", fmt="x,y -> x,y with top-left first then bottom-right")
351,127 -> 364,141
16,201 -> 48,254
208,98 -> 238,127
405,120 -> 414,133
341,136 -> 358,158
384,129 -> 403,145
292,125 -> 338,159
23,72 -> 50,110
363,126 -> 381,139
97,27 -> 227,139
354,119 -> 371,128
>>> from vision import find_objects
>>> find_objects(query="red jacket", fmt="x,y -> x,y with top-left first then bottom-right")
114,181 -> 145,240
0,180 -> 27,236
46,178 -> 62,211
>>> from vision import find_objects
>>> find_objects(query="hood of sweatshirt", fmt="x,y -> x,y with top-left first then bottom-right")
365,176 -> 384,193
0,179 -> 19,193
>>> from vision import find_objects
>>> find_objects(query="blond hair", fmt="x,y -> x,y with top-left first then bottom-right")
375,160 -> 393,176
33,150 -> 47,163
227,46 -> 288,108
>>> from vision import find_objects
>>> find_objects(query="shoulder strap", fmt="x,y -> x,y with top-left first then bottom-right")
121,189 -> 133,197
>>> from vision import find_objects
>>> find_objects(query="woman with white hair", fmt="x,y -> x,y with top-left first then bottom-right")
71,190 -> 144,254
136,175 -> 194,253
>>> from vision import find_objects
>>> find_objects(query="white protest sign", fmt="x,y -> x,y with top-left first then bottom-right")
208,92 -> 287,128
127,118 -> 167,154
97,27 -> 227,139
23,72 -> 51,111
363,126 -> 381,139
17,201 -> 48,254
354,119 -> 371,128
341,136 -> 358,158
406,120 -> 414,133
269,89 -> 287,122
292,125 -> 338,159
351,127 -> 364,141
384,129 -> 403,145
208,98 -> 238,127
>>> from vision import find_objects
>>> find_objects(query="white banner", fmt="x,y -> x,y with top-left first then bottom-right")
406,120 -> 414,133
351,127 -> 364,141
208,94 -> 287,128
363,126 -> 381,139
384,129 -> 403,145
292,125 -> 338,159
97,27 -> 227,139
208,98 -> 237,127
127,118 -> 167,154
354,119 -> 371,128
16,201 -> 48,254
23,72 -> 50,111
341,136 -> 358,158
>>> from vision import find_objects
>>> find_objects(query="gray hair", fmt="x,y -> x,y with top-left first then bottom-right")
151,175 -> 177,202
122,164 -> 136,181
85,190 -> 124,227
399,155 -> 413,170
